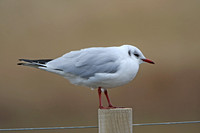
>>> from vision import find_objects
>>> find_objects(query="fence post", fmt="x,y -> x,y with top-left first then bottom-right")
98,108 -> 132,133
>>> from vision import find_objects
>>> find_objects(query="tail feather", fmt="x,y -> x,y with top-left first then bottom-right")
18,58 -> 64,75
17,59 -> 53,68
19,59 -> 52,64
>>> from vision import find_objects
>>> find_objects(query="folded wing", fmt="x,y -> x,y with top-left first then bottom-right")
46,47 -> 120,79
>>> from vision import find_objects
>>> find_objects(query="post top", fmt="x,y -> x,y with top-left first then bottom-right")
98,107 -> 132,133
98,108 -> 132,111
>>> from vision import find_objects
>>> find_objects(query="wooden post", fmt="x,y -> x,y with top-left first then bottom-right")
98,108 -> 132,133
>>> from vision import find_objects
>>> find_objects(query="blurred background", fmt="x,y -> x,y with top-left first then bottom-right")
0,0 -> 199,133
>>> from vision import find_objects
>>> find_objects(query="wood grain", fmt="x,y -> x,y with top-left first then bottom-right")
98,108 -> 132,133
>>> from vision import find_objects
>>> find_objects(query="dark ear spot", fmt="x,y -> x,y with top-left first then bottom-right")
128,50 -> 131,56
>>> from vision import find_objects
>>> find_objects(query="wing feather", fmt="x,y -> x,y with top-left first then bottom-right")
46,47 -> 120,79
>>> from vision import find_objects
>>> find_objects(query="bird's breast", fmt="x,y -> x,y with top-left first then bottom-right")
116,59 -> 139,84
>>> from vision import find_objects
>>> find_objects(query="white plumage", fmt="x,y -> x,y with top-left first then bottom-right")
18,44 -> 154,109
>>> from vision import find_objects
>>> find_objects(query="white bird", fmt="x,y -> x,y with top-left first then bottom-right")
18,45 -> 154,109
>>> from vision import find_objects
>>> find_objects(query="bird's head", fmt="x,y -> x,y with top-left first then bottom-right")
124,45 -> 155,65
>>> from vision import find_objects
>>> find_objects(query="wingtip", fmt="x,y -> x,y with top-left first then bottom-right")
18,59 -> 25,65
17,63 -> 24,65
19,59 -> 27,62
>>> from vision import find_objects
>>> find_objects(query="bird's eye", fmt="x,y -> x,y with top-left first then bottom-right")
134,53 -> 139,57
128,50 -> 131,56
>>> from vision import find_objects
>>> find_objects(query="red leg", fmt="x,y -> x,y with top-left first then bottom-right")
98,87 -> 103,109
98,88 -> 124,109
104,89 -> 115,108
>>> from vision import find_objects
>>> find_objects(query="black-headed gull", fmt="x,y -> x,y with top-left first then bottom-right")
18,45 -> 154,109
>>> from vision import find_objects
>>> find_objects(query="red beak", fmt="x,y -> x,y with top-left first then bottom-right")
142,59 -> 155,64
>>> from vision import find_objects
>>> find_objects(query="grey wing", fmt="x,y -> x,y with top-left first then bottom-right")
46,47 -> 120,79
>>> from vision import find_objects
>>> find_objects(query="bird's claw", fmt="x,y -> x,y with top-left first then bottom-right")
99,105 -> 125,109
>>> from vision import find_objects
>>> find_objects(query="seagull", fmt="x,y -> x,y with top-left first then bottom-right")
18,45 -> 154,109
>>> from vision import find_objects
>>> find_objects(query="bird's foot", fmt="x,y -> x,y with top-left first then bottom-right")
108,105 -> 125,108
99,106 -> 115,109
99,105 -> 125,109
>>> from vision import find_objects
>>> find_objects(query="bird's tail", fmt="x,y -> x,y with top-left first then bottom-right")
17,59 -> 53,68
